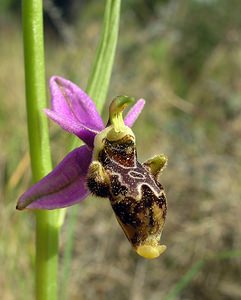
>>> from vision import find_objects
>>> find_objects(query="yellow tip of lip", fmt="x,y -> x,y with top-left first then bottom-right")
136,245 -> 167,259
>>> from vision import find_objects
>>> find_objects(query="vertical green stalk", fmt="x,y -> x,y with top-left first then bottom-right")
22,1 -> 60,299
86,0 -> 121,110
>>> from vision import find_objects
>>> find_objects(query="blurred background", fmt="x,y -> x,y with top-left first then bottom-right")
1,0 -> 241,299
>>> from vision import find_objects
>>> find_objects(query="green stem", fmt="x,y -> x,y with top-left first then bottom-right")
22,1 -> 60,299
35,211 -> 59,300
86,0 -> 121,111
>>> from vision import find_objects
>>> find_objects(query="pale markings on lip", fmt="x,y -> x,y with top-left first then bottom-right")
109,162 -> 163,202
87,131 -> 167,255
128,170 -> 145,180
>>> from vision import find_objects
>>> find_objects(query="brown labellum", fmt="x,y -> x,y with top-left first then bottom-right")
87,96 -> 168,259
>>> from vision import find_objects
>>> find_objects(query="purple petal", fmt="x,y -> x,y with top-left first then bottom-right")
45,109 -> 97,147
16,146 -> 92,210
124,99 -> 145,127
48,76 -> 104,143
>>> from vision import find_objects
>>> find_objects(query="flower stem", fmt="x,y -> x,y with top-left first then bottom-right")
22,0 -> 60,299
86,0 -> 121,112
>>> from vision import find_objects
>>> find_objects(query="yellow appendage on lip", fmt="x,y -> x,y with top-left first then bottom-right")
136,244 -> 167,259
109,95 -> 135,132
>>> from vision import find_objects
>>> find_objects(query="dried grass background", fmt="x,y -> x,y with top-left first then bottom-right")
1,1 -> 241,299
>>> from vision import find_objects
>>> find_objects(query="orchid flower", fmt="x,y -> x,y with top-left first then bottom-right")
17,76 -> 168,259
16,76 -> 145,210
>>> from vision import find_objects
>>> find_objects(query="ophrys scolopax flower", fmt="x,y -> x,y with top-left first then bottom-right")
17,76 -> 168,259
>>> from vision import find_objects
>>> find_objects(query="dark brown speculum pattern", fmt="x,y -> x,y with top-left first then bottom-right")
87,134 -> 167,250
